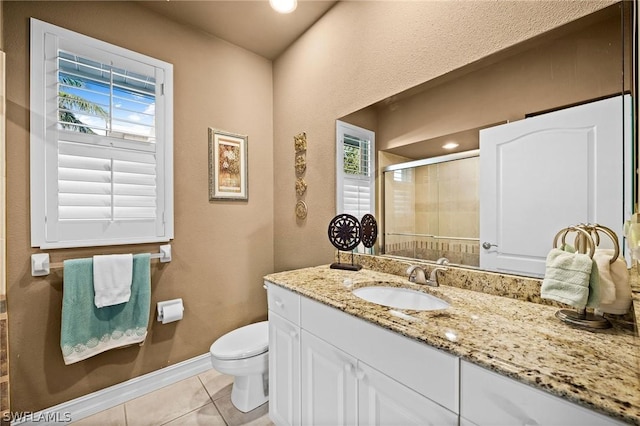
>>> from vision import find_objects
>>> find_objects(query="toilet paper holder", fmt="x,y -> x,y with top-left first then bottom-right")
157,298 -> 184,323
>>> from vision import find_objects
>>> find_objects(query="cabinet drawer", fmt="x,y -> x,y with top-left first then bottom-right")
460,361 -> 625,426
301,296 -> 459,413
266,282 -> 300,324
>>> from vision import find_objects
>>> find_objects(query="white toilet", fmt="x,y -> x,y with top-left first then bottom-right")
209,321 -> 269,413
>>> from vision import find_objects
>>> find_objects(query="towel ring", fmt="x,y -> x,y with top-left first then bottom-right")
553,226 -> 595,258
552,224 -> 612,330
581,223 -> 620,264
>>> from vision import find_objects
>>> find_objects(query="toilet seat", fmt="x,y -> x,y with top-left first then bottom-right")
210,321 -> 268,360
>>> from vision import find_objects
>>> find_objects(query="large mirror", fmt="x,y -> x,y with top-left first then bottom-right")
337,2 -> 635,278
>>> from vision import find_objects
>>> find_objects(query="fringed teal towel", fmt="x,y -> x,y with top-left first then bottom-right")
61,253 -> 151,365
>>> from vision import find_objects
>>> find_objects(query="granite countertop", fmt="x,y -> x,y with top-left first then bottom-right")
264,265 -> 640,425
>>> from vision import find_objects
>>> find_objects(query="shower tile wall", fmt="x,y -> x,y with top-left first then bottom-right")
415,161 -> 438,236
385,156 -> 479,266
434,158 -> 479,239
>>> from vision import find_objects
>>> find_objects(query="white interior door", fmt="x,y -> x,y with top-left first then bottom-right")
480,95 -> 632,277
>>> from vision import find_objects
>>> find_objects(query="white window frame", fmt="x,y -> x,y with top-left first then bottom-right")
30,18 -> 174,249
336,120 -> 375,218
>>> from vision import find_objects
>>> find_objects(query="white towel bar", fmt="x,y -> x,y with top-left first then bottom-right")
31,244 -> 172,277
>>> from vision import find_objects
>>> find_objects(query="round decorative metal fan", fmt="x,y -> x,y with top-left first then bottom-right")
361,214 -> 378,248
327,214 -> 362,252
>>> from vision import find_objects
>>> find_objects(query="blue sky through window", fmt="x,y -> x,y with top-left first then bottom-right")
58,51 -> 156,142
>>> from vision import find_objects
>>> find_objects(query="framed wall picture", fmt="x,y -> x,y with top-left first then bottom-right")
208,128 -> 248,201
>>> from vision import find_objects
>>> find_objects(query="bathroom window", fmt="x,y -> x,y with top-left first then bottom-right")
393,168 -> 412,183
30,19 -> 174,248
336,121 -> 375,220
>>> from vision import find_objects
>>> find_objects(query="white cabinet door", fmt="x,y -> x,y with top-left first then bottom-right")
480,95 -> 632,277
460,361 -> 625,426
301,330 -> 358,426
358,361 -> 458,426
268,312 -> 300,426
301,295 -> 460,413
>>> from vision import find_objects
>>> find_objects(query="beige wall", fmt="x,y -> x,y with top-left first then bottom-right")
376,6 -> 629,152
5,1 -> 273,412
272,0 -> 618,272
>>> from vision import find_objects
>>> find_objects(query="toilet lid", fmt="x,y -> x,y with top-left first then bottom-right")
210,321 -> 269,360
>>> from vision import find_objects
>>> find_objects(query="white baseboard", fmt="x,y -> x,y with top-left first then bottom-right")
11,353 -> 213,426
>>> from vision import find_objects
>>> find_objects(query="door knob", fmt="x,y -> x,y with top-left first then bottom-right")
482,242 -> 498,250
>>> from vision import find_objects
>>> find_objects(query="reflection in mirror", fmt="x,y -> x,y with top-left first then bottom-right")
337,2 -> 634,278
383,150 -> 480,267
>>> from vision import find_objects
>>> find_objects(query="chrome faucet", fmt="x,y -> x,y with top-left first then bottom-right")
428,266 -> 448,286
406,265 -> 428,284
435,257 -> 450,266
406,264 -> 448,287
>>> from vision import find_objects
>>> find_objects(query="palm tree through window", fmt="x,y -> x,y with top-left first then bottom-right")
57,51 -> 156,142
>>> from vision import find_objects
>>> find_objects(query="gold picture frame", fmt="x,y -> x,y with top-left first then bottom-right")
208,128 -> 248,201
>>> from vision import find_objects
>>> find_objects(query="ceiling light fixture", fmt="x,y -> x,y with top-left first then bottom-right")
442,142 -> 459,150
270,0 -> 297,14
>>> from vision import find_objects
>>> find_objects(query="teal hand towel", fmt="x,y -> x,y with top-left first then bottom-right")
61,253 -> 151,365
540,248 -> 594,309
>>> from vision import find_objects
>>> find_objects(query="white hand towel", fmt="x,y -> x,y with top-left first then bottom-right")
540,248 -> 593,309
93,254 -> 134,308
592,249 -> 617,305
597,251 -> 632,315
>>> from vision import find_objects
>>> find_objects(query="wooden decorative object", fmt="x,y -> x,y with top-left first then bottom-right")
294,132 -> 308,220
294,132 -> 307,152
295,154 -> 306,175
295,200 -> 308,219
295,177 -> 307,196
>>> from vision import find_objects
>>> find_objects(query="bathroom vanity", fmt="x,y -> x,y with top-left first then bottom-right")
265,265 -> 639,425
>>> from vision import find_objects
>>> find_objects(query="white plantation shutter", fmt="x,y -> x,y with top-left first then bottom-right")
30,19 -> 173,248
342,177 -> 372,218
336,120 -> 375,221
57,141 -> 157,220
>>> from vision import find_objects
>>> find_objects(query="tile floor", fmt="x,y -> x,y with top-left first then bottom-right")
71,369 -> 272,426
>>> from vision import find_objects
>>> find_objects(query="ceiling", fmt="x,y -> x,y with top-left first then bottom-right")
137,0 -> 338,60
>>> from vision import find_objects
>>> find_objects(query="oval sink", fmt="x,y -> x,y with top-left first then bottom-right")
352,286 -> 449,311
